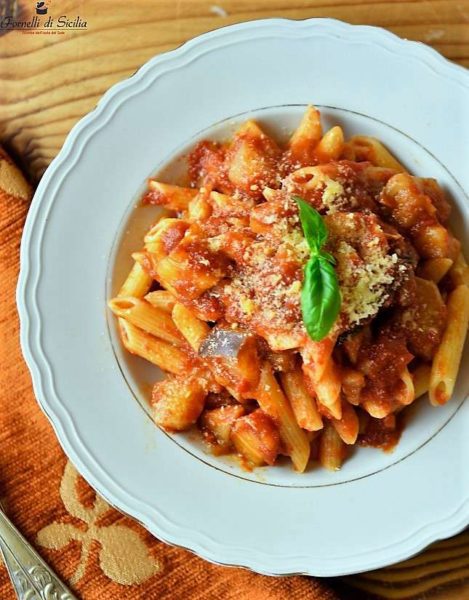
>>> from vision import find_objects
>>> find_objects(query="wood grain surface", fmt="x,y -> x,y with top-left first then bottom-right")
0,1 -> 468,599
0,0 -> 468,181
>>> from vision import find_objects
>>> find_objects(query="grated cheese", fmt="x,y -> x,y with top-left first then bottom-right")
335,240 -> 397,327
321,177 -> 345,212
282,229 -> 310,261
213,166 -> 406,344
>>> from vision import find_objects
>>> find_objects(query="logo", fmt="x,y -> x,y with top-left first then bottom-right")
0,0 -> 88,33
35,1 -> 47,15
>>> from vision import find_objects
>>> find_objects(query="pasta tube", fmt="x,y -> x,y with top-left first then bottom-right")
417,257 -> 453,283
412,364 -> 431,399
430,285 -> 469,405
319,423 -> 345,471
313,359 -> 342,420
348,135 -> 405,171
256,362 -> 310,472
108,296 -> 184,347
288,105 -> 322,163
280,368 -> 323,431
119,319 -> 191,376
448,253 -> 469,287
144,290 -> 176,313
231,409 -> 280,467
145,181 -> 198,211
118,261 -> 152,298
314,126 -> 344,163
332,401 -> 359,445
172,302 -> 210,351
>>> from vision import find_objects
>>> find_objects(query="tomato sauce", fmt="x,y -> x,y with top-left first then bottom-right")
358,413 -> 402,452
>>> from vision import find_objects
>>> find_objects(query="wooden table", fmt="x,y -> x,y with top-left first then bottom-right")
0,1 -> 468,598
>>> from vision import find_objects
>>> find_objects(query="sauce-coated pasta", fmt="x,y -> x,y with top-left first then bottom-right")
109,106 -> 467,472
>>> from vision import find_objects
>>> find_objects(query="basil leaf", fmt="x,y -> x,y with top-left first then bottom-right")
320,250 -> 336,265
301,255 -> 341,341
293,194 -> 341,340
294,196 -> 327,253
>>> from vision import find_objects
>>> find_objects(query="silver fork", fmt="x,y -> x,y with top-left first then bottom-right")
0,501 -> 77,599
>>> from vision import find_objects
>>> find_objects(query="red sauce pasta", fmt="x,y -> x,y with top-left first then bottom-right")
109,106 -> 469,472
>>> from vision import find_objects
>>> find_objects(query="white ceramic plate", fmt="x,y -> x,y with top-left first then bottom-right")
18,19 -> 469,576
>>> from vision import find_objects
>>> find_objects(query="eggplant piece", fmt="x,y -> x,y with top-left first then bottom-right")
198,328 -> 261,398
198,328 -> 253,359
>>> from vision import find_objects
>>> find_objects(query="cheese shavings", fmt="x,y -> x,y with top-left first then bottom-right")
335,240 -> 398,327
321,177 -> 345,212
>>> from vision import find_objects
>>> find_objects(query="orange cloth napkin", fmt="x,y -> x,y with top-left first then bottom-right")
0,148 -> 341,599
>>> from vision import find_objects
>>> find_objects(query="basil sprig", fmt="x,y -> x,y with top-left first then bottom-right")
294,196 -> 341,341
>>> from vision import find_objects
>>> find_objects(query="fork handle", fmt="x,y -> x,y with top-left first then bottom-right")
0,508 -> 77,599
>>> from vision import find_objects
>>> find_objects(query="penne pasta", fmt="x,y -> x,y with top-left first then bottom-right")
119,319 -> 192,376
110,105 -> 467,472
430,285 -> 469,405
109,296 -> 185,346
144,218 -> 189,260
414,223 -> 459,260
209,190 -> 253,219
417,257 -> 453,283
117,261 -> 153,298
412,363 -> 431,399
396,367 -> 415,406
342,327 -> 370,365
301,335 -> 337,383
256,362 -> 310,472
332,400 -> 359,445
188,193 -> 212,222
201,405 -> 245,449
448,253 -> 469,287
341,367 -> 365,406
155,253 -> 221,299
382,173 -> 459,260
145,181 -> 198,211
348,135 -> 405,171
313,126 -> 344,163
313,359 -> 342,420
288,105 -> 322,164
319,422 -> 345,471
398,277 -> 447,361
231,409 -> 280,467
362,396 -> 397,419
227,120 -> 280,193
172,302 -> 210,351
280,368 -> 323,432
144,290 -> 176,313
265,349 -> 296,373
132,251 -> 180,297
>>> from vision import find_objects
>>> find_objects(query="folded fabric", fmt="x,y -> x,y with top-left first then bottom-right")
0,147 -> 32,203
